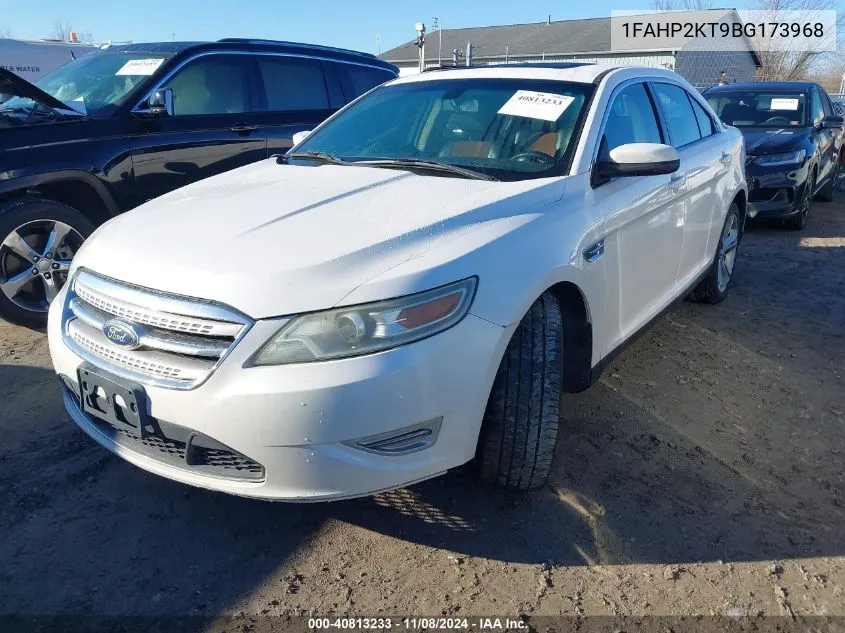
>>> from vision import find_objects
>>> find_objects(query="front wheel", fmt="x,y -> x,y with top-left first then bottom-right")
0,198 -> 94,327
689,202 -> 741,304
478,292 -> 563,491
786,171 -> 814,231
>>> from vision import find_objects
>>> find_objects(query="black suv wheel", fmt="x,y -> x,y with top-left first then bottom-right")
0,198 -> 94,327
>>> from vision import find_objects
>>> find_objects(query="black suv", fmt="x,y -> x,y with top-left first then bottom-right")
0,39 -> 397,326
705,81 -> 844,230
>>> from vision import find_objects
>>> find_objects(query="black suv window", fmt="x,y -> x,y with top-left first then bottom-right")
653,83 -> 702,147
600,82 -> 663,158
164,55 -> 251,115
336,64 -> 396,100
257,56 -> 330,111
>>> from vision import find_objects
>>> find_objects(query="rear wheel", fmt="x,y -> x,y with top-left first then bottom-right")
478,292 -> 563,491
689,202 -> 741,304
0,198 -> 94,327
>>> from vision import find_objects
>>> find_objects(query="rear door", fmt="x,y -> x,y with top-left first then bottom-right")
651,81 -> 727,288
127,53 -> 265,205
252,54 -> 339,156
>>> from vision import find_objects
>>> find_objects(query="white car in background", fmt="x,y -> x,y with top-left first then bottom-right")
48,63 -> 746,501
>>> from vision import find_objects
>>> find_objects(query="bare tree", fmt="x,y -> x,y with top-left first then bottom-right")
53,18 -> 72,42
749,0 -> 844,81
650,0 -> 716,10
0,24 -> 13,38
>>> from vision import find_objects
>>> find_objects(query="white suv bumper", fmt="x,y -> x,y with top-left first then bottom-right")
48,285 -> 512,501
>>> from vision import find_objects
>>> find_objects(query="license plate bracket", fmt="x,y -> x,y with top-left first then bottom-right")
77,364 -> 154,437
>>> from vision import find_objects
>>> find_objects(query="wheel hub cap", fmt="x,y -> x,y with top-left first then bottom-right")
0,219 -> 83,314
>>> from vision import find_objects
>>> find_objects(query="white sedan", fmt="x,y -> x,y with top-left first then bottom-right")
48,63 -> 746,501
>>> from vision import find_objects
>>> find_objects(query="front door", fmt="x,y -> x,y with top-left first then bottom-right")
587,81 -> 686,352
127,54 -> 266,206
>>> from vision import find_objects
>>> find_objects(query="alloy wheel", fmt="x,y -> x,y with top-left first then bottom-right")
717,212 -> 739,294
0,220 -> 83,313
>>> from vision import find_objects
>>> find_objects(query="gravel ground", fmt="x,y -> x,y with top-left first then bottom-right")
0,195 -> 843,629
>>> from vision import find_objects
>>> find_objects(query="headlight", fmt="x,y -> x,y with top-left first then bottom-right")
251,277 -> 478,365
753,149 -> 806,166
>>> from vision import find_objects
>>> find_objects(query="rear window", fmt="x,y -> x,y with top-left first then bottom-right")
257,56 -> 330,112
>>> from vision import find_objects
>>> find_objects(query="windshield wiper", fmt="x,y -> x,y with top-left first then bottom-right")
287,151 -> 348,166
355,158 -> 498,181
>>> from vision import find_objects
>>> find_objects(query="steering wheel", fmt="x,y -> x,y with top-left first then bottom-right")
763,116 -> 791,126
511,151 -> 556,165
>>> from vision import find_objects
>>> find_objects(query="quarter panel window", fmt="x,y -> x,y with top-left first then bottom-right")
257,56 -> 330,112
811,89 -> 825,126
599,82 -> 663,159
653,82 -> 702,147
340,65 -> 396,100
164,55 -> 251,116
690,96 -> 716,138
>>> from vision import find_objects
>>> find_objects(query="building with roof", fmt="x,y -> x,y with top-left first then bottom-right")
380,9 -> 761,90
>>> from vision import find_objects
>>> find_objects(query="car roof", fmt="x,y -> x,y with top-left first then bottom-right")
391,64 -> 680,87
101,39 -> 397,71
705,81 -> 817,93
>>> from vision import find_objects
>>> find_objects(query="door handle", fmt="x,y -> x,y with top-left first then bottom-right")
669,172 -> 687,191
720,151 -> 732,164
230,124 -> 258,134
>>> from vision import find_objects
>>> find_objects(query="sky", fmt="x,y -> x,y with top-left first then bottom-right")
2,0 -> 653,56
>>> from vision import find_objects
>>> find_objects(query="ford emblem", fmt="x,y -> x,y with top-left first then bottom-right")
102,319 -> 142,351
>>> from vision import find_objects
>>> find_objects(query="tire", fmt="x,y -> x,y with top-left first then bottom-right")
478,292 -> 563,491
814,157 -> 839,203
786,171 -> 814,231
0,198 -> 95,327
689,202 -> 741,304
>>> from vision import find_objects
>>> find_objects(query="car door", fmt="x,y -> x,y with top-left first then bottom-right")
252,54 -> 340,156
585,80 -> 686,349
651,82 -> 725,288
813,87 -> 837,187
127,53 -> 266,205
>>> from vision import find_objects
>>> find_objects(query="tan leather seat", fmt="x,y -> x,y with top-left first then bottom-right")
449,141 -> 492,158
531,132 -> 558,157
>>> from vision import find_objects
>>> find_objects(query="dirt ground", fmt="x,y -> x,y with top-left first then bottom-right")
1,194 -> 844,630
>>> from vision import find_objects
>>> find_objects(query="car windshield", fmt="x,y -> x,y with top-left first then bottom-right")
294,77 -> 594,181
1,51 -> 173,118
705,91 -> 808,127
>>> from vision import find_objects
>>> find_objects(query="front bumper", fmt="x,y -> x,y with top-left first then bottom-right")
746,160 -> 811,219
48,288 -> 512,501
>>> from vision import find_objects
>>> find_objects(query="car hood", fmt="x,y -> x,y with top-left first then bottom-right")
0,67 -> 82,115
72,160 -> 565,318
739,126 -> 810,155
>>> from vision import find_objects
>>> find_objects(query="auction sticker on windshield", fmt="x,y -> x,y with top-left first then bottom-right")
770,98 -> 800,110
498,90 -> 575,122
115,59 -> 165,76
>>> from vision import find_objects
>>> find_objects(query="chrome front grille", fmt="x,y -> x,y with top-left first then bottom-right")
62,269 -> 251,390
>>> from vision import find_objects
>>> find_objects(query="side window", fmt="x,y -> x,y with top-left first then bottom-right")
164,55 -> 251,116
689,95 -> 716,138
339,64 -> 396,100
811,89 -> 825,126
820,90 -> 833,116
653,83 -> 702,147
257,56 -> 330,112
599,82 -> 663,159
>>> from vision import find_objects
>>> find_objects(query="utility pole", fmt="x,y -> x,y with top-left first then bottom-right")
376,31 -> 381,55
414,22 -> 426,73
432,17 -> 442,66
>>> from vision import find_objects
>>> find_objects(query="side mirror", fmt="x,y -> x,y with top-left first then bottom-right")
822,114 -> 844,129
595,143 -> 681,179
292,130 -> 312,146
147,88 -> 173,116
